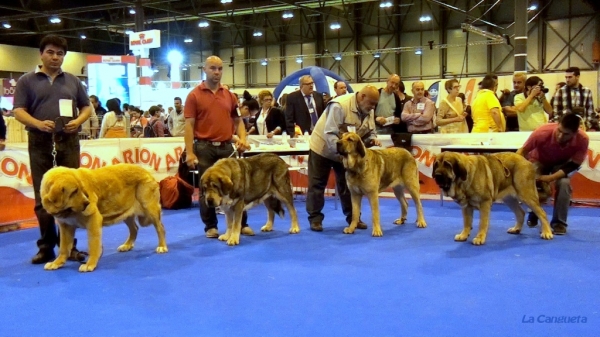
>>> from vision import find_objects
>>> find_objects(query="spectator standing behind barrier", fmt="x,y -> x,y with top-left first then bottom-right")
80,102 -> 99,139
437,79 -> 468,133
514,76 -> 552,131
13,34 -> 91,264
239,98 -> 259,133
401,82 -> 436,134
471,75 -> 505,133
168,97 -> 186,137
549,81 -> 566,119
89,95 -> 107,119
375,74 -> 407,134
333,81 -> 348,98
249,90 -> 286,138
184,55 -> 254,239
146,105 -> 165,137
99,98 -> 128,138
306,85 -> 380,232
499,72 -> 526,131
518,113 -> 589,235
285,75 -> 325,136
551,67 -> 597,131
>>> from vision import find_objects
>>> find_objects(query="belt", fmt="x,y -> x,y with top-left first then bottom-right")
194,139 -> 231,146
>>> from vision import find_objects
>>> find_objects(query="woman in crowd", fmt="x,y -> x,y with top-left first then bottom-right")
239,98 -> 259,133
437,79 -> 468,133
471,75 -> 505,133
248,90 -> 286,138
99,98 -> 128,138
130,107 -> 148,138
514,76 -> 551,131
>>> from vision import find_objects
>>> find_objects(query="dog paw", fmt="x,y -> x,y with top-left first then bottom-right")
454,233 -> 469,242
507,226 -> 521,235
289,226 -> 300,234
540,231 -> 554,240
44,261 -> 64,270
393,217 -> 406,225
343,226 -> 355,234
156,246 -> 168,253
79,263 -> 97,272
472,236 -> 486,245
226,237 -> 240,246
371,228 -> 383,237
218,234 -> 230,241
261,224 -> 273,232
416,220 -> 427,228
117,244 -> 134,252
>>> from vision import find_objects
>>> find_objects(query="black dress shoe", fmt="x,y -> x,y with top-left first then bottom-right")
68,248 -> 88,262
356,221 -> 368,230
31,250 -> 56,264
527,212 -> 538,228
310,222 -> 323,232
552,223 -> 567,235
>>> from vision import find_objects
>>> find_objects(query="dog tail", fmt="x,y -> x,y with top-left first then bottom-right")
266,197 -> 286,218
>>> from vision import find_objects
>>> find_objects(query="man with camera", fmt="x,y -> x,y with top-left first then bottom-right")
551,66 -> 597,130
514,76 -> 552,131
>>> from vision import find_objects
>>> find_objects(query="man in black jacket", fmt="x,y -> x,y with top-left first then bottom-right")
284,75 -> 325,136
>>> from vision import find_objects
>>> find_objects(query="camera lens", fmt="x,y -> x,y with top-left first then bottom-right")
541,87 -> 549,93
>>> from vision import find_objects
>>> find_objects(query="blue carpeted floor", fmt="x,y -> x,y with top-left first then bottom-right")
0,198 -> 599,337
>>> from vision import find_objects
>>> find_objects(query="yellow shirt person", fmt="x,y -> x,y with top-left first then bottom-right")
471,89 -> 505,133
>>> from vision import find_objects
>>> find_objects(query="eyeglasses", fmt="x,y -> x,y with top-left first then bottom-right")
302,82 -> 314,86
452,85 -> 461,89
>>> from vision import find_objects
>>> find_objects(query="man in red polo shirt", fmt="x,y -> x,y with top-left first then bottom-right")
184,55 -> 252,238
517,112 -> 589,235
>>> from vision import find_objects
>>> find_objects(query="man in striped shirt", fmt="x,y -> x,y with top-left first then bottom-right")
551,66 -> 597,130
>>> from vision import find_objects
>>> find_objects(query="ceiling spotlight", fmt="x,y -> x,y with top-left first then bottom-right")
419,15 -> 432,22
182,67 -> 188,71
198,20 -> 210,28
379,1 -> 393,8
260,59 -> 268,66
374,52 -> 381,58
330,22 -> 341,30
124,29 -> 134,35
334,54 -> 342,61
253,30 -> 263,37
415,48 -> 423,55
527,4 -> 538,11
167,50 -> 183,65
184,37 -> 193,43
296,57 -> 303,64
129,8 -> 136,14
2,22 -> 11,29
282,11 -> 294,19
221,0 -> 232,4
80,34 -> 87,39
49,16 -> 61,24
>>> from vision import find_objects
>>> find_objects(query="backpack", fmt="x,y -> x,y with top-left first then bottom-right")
159,173 -> 194,209
143,119 -> 159,137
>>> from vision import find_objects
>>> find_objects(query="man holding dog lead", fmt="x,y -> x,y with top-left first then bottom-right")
13,35 -> 92,264
306,85 -> 380,232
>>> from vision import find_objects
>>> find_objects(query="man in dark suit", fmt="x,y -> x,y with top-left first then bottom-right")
285,75 -> 325,136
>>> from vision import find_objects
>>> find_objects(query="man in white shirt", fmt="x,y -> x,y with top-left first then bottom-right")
168,97 -> 185,136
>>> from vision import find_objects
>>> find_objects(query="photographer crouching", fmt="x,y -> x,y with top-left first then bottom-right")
514,76 -> 552,131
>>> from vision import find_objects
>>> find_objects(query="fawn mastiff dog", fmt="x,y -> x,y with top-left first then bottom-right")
433,151 -> 553,245
200,153 -> 300,246
41,164 -> 168,272
336,132 -> 427,236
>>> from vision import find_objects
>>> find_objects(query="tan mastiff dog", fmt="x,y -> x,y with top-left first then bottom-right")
337,132 -> 427,237
41,164 -> 168,272
433,151 -> 553,245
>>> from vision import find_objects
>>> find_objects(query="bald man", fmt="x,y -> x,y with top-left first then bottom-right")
375,74 -> 407,134
306,85 -> 381,232
401,81 -> 436,134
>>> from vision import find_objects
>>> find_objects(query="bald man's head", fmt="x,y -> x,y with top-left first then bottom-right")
203,56 -> 223,87
412,81 -> 425,99
357,85 -> 380,113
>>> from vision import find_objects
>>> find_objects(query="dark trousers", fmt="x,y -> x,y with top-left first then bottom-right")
306,150 -> 352,224
192,141 -> 248,232
28,132 -> 80,251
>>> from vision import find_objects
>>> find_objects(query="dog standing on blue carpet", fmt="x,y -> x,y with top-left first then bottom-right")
336,132 -> 427,236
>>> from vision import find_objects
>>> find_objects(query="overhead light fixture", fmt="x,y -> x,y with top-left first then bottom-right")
379,1 -> 393,8
221,0 -> 232,4
124,29 -> 134,35
334,54 -> 342,61
528,4 -> 538,11
184,37 -> 193,43
80,34 -> 87,39
374,52 -> 381,58
129,8 -> 136,14
296,57 -> 303,64
198,20 -> 209,28
282,11 -> 294,19
253,30 -> 263,37
2,22 -> 11,29
49,16 -> 61,24
167,50 -> 183,65
415,48 -> 423,55
330,22 -> 341,30
260,59 -> 268,66
153,69 -> 159,73
419,15 -> 431,22
182,67 -> 188,71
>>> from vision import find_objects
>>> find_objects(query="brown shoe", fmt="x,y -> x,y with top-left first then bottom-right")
552,223 -> 567,235
31,249 -> 55,264
241,226 -> 255,236
68,248 -> 88,262
310,222 -> 323,232
356,221 -> 368,230
205,228 -> 219,238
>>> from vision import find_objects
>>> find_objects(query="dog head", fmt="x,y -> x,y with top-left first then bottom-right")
336,132 -> 366,170
200,168 -> 233,208
432,152 -> 468,195
40,167 -> 90,219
